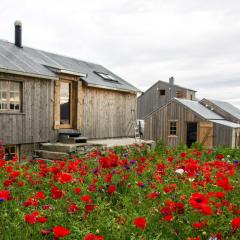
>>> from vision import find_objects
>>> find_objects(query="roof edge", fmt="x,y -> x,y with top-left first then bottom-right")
85,82 -> 138,94
0,67 -> 58,80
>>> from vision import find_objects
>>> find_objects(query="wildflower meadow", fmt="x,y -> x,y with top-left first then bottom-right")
0,142 -> 240,240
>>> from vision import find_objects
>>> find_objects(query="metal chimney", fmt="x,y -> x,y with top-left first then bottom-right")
14,20 -> 22,48
169,76 -> 175,85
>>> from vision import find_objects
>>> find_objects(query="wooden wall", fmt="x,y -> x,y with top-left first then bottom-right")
80,86 -> 137,139
137,81 -> 196,119
0,72 -> 137,144
200,99 -> 240,124
0,72 -> 56,145
144,100 -> 203,147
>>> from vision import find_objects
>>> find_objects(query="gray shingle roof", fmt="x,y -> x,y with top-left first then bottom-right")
174,98 -> 224,120
205,99 -> 240,120
0,39 -> 139,93
210,120 -> 240,128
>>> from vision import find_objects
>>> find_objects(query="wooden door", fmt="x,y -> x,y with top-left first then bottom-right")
198,121 -> 213,148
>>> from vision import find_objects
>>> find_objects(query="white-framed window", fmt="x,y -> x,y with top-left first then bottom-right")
169,121 -> 178,136
0,81 -> 22,112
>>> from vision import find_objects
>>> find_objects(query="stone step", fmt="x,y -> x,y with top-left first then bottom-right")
60,136 -> 88,144
40,143 -> 77,153
34,150 -> 69,160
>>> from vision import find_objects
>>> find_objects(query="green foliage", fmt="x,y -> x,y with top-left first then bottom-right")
0,144 -> 240,239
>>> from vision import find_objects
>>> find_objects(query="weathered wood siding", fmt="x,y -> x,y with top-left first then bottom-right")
80,86 -> 137,139
213,123 -> 234,147
137,81 -> 196,119
200,99 -> 240,124
144,101 -> 203,147
0,73 -> 56,145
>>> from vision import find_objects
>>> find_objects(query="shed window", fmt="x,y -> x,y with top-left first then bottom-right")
0,81 -> 21,112
176,91 -> 186,98
3,145 -> 19,160
159,89 -> 166,96
169,121 -> 177,136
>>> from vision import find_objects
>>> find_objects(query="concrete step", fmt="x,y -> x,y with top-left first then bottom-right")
40,143 -> 77,153
34,150 -> 69,160
60,136 -> 88,144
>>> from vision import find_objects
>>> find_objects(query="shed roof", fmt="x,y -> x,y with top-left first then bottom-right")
174,98 -> 224,120
0,39 -> 139,93
203,99 -> 240,120
210,120 -> 240,128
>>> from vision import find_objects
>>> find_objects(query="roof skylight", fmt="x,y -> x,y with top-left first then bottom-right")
94,71 -> 119,82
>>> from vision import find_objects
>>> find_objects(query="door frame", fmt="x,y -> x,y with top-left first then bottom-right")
59,80 -> 73,129
186,122 -> 198,147
54,75 -> 82,131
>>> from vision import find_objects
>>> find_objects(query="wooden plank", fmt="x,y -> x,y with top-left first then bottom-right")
198,121 -> 213,148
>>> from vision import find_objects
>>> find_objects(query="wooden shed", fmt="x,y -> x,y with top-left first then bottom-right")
0,22 -> 139,160
137,77 -> 196,119
144,98 -> 240,148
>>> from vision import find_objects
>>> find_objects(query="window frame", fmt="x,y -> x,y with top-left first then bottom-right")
93,71 -> 119,83
169,120 -> 178,136
0,80 -> 22,113
3,144 -> 19,161
159,89 -> 166,96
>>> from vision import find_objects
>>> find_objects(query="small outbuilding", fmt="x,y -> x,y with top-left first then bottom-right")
144,98 -> 240,148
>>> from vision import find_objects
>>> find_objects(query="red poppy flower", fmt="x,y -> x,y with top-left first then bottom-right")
0,190 -> 11,201
147,192 -> 159,199
37,217 -> 47,223
164,215 -> 174,222
193,221 -> 207,229
23,197 -> 39,207
84,233 -> 104,240
201,205 -> 212,216
36,191 -> 46,200
81,195 -> 91,203
68,203 -> 79,214
231,217 -> 240,230
74,188 -> 81,195
216,177 -> 233,191
108,185 -> 116,194
25,213 -> 38,224
51,186 -> 64,200
189,193 -> 208,209
58,172 -> 73,184
52,226 -> 70,238
134,217 -> 147,230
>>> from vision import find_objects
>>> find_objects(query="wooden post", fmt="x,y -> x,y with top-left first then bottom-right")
54,80 -> 60,129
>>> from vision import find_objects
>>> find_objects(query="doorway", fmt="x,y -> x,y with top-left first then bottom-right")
186,122 -> 197,147
60,81 -> 72,128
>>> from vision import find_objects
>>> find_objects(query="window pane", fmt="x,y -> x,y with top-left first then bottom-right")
2,103 -> 8,109
1,92 -> 7,100
10,92 -> 14,101
10,103 -> 14,109
0,81 -> 21,111
15,104 -> 20,110
15,92 -> 20,102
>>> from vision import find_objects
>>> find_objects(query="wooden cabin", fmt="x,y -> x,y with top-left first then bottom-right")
0,21 -> 139,160
144,98 -> 240,148
137,77 -> 196,119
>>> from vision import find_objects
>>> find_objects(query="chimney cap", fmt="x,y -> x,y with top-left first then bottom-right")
14,20 -> 22,27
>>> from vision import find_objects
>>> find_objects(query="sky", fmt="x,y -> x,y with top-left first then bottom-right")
1,0 -> 240,107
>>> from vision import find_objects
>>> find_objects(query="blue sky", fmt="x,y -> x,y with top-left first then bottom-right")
1,0 -> 240,107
